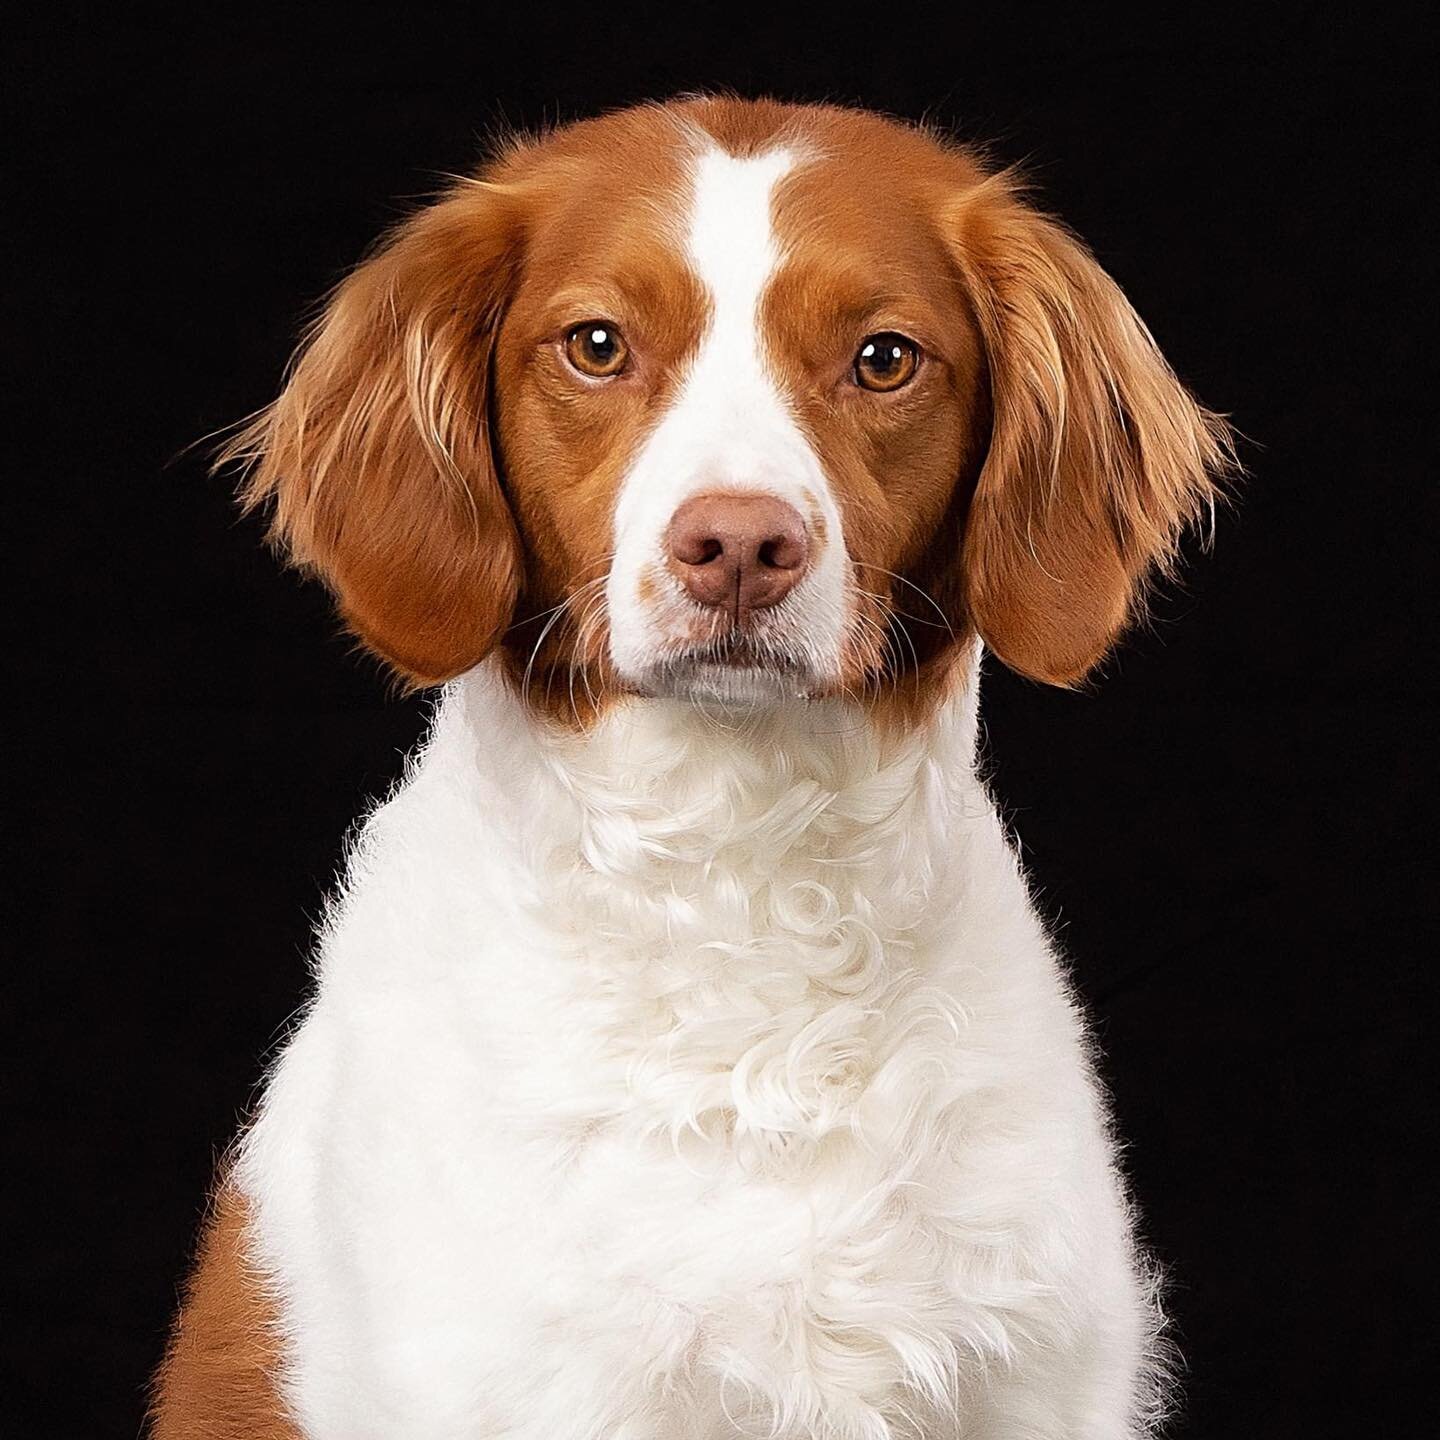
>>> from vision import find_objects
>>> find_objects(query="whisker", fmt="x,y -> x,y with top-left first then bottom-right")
521,574 -> 606,700
852,563 -> 955,636
568,587 -> 612,722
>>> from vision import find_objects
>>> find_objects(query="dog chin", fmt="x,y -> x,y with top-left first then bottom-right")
630,654 -> 820,706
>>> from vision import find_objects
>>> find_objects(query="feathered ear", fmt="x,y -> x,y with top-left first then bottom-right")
947,178 -> 1235,685
221,179 -> 526,686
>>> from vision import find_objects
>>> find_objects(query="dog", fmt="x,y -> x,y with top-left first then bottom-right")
152,95 -> 1232,1440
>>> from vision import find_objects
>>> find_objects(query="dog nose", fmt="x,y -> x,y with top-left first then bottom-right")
666,493 -> 810,619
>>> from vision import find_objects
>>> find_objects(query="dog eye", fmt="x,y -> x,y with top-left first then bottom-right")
564,322 -> 629,378
854,333 -> 920,392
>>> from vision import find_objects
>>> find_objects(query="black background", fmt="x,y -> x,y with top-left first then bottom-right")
6,4 -> 1433,1436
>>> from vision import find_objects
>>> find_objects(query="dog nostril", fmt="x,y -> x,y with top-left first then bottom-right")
670,530 -> 726,567
758,535 -> 803,570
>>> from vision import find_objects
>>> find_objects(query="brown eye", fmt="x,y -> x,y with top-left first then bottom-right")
564,322 -> 629,378
854,333 -> 920,392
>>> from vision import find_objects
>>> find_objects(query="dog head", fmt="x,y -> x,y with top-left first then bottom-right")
230,96 -> 1231,719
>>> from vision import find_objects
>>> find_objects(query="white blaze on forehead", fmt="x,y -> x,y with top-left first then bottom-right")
686,146 -> 796,355
607,142 -> 850,687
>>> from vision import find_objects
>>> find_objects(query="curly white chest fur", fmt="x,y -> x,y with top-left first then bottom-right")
237,656 -> 1160,1439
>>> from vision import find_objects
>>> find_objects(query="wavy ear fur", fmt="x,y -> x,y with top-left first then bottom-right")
949,178 -> 1235,685
221,180 -> 525,686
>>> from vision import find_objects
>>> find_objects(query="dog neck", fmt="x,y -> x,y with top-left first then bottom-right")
380,653 -> 987,1154
437,645 -> 985,885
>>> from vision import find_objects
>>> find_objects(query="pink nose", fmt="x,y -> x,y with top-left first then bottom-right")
665,493 -> 810,620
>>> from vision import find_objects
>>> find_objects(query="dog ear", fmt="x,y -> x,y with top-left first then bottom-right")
946,178 -> 1234,685
223,180 -> 525,686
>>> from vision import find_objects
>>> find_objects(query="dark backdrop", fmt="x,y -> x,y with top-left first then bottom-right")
6,4 -> 1432,1436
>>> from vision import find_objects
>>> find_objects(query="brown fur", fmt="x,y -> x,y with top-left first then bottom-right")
150,1184 -> 300,1439
750,100 -> 993,717
948,177 -> 1234,684
488,106 -> 709,721
221,176 -> 527,686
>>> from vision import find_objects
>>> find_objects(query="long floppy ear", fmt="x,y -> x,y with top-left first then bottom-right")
949,178 -> 1234,685
222,180 -> 525,686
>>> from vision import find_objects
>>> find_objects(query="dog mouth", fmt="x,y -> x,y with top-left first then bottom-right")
635,632 -> 818,703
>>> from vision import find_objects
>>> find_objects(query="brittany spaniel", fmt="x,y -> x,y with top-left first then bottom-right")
153,95 -> 1232,1440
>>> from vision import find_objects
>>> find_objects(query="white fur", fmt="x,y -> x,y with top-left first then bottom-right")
608,145 -> 851,700
239,647 -> 1162,1439
236,142 -> 1166,1440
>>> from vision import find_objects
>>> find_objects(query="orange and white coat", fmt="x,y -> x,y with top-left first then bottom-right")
153,96 -> 1231,1440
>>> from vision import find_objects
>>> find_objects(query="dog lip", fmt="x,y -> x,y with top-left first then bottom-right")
631,646 -> 818,702
666,636 -> 808,676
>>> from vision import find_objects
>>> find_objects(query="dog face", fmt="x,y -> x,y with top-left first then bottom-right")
233,97 -> 1230,718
